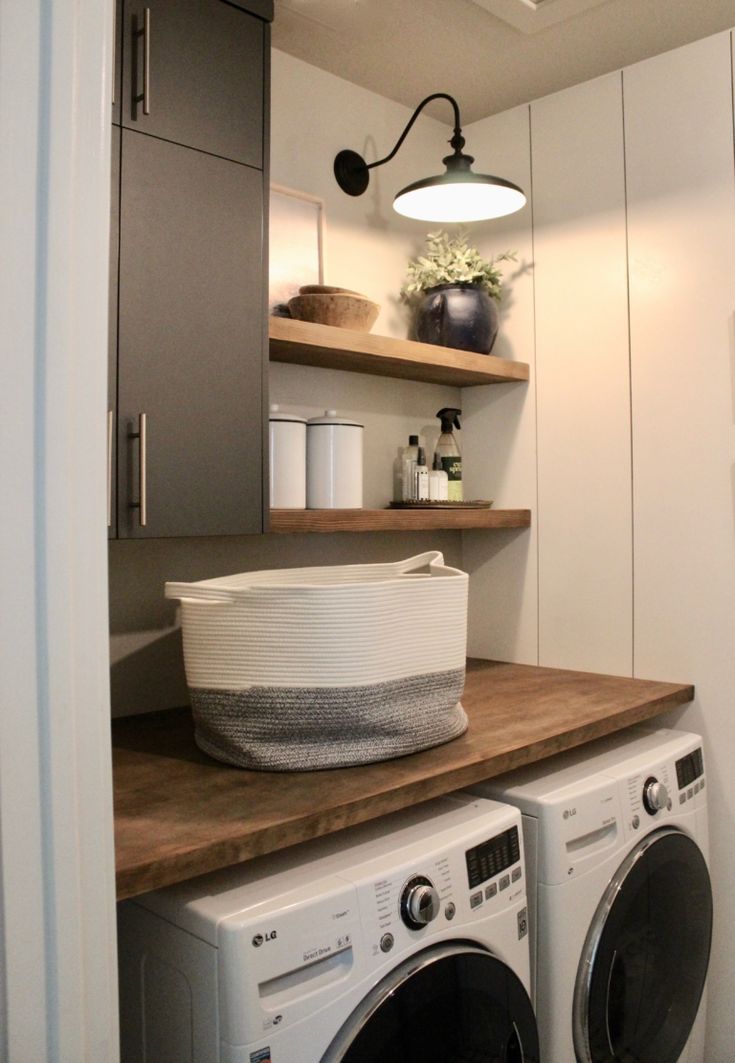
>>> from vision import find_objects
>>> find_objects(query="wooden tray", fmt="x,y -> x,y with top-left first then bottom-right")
388,500 -> 494,510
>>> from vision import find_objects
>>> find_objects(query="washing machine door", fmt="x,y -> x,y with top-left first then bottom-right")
573,826 -> 712,1063
321,942 -> 539,1063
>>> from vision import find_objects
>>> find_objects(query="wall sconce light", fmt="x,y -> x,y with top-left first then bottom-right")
334,92 -> 526,223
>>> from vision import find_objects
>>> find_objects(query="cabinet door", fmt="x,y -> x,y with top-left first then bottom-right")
117,130 -> 265,537
108,129 -> 121,537
121,0 -> 264,168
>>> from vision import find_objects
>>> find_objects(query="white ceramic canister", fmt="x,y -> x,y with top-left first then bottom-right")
269,404 -> 306,508
306,410 -> 363,509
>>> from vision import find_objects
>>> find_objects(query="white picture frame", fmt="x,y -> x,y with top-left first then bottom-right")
269,184 -> 325,313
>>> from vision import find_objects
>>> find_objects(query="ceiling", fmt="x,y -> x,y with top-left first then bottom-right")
272,0 -> 735,124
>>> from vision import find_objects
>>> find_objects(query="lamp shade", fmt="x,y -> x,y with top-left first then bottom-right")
393,160 -> 526,223
334,93 -> 527,224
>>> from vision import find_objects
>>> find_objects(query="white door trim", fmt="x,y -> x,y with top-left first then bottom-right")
0,1 -> 118,1059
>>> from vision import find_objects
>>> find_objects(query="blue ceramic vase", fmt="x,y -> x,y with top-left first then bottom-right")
415,283 -> 499,355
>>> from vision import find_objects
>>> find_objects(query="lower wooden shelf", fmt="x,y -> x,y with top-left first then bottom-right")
269,508 -> 532,533
112,659 -> 693,899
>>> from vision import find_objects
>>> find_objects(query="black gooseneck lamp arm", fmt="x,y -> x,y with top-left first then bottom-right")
334,92 -> 471,197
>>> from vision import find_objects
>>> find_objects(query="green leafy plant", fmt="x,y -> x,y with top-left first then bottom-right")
401,230 -> 516,303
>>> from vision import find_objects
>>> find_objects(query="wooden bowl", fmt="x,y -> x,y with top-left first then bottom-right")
298,284 -> 361,296
288,292 -> 380,332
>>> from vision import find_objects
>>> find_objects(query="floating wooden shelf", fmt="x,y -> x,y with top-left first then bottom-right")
269,316 -> 529,387
269,508 -> 532,534
112,659 -> 694,899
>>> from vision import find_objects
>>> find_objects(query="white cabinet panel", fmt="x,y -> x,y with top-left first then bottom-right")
625,31 -> 735,1060
461,104 -> 537,664
531,73 -> 632,674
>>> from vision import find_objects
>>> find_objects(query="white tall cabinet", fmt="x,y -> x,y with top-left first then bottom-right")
464,31 -> 735,1058
624,33 -> 735,1061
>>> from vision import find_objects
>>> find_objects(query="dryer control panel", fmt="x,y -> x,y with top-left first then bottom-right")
619,742 -> 706,838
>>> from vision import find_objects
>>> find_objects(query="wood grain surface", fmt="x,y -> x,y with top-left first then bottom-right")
112,659 -> 693,899
269,317 -> 530,387
269,508 -> 532,533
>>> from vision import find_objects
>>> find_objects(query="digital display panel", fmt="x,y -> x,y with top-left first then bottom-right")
676,747 -> 704,790
465,826 -> 520,889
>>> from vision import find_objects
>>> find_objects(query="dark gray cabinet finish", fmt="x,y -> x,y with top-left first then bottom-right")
109,0 -> 270,538
117,130 -> 265,538
121,0 -> 265,168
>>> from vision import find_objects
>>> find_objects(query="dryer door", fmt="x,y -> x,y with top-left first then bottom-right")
321,942 -> 539,1063
573,826 -> 712,1063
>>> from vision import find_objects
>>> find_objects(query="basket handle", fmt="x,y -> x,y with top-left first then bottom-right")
394,551 -> 445,574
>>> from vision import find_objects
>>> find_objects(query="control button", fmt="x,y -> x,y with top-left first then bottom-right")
643,777 -> 669,815
380,933 -> 394,953
499,874 -> 511,892
679,793 -> 686,805
445,902 -> 456,921
470,891 -> 483,910
687,788 -> 694,799
701,778 -> 706,790
485,883 -> 498,900
631,815 -> 640,830
400,876 -> 440,930
693,781 -> 700,794
511,867 -> 522,883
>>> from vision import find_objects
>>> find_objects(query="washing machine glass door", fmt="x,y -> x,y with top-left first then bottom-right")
321,942 -> 539,1063
573,826 -> 712,1063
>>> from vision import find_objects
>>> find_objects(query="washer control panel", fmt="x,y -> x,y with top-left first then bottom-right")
465,825 -> 520,890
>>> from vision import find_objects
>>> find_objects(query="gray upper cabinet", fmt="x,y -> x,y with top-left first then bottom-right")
117,131 -> 265,538
121,0 -> 265,168
111,0 -> 271,538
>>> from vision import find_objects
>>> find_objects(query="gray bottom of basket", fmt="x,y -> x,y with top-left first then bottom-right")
189,667 -> 467,772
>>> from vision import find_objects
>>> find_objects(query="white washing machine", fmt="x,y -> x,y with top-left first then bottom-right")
469,726 -> 712,1063
118,794 -> 540,1062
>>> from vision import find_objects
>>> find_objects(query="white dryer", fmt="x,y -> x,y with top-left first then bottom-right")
469,727 -> 712,1063
118,794 -> 539,1063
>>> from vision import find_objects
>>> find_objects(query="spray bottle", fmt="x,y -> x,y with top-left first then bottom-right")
435,408 -> 462,502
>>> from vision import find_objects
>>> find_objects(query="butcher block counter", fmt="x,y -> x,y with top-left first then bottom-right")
112,659 -> 693,900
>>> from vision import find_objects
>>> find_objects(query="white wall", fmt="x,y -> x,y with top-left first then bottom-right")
109,50 -> 466,715
466,29 -> 735,1060
460,105 -> 538,664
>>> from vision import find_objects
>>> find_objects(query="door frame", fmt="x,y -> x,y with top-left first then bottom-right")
0,1 -> 118,1059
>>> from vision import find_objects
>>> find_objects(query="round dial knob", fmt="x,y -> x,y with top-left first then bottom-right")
400,876 -> 440,930
643,776 -> 669,815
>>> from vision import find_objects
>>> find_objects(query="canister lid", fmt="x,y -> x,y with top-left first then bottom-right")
269,403 -> 306,424
307,409 -> 363,428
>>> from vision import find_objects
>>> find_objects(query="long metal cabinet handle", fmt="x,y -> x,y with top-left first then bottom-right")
129,413 -> 147,527
142,7 -> 151,115
107,409 -> 113,527
112,1 -> 116,105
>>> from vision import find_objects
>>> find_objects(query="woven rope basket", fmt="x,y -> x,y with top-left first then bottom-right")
166,551 -> 468,771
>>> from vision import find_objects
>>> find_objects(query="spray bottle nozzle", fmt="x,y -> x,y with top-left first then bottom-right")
436,407 -> 462,432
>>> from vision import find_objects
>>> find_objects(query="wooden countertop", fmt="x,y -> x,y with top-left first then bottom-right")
112,659 -> 693,900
